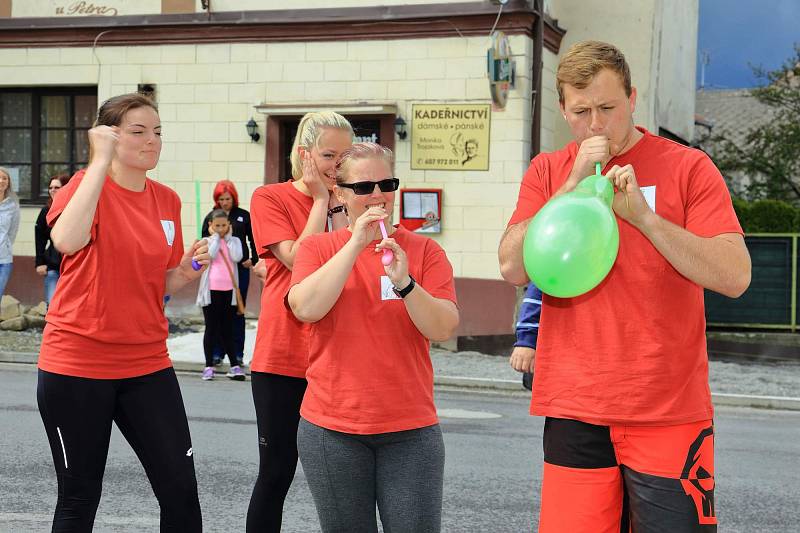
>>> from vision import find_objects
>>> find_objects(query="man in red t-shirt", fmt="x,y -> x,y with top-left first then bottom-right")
499,41 -> 751,532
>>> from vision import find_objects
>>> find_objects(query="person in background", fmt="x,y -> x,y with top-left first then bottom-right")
247,111 -> 353,532
0,166 -> 20,300
197,209 -> 244,381
201,180 -> 258,367
510,282 -> 542,391
37,93 -> 208,531
35,174 -> 71,308
288,142 -> 459,532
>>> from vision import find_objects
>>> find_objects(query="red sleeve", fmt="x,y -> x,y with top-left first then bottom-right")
251,185 -> 302,259
289,235 -> 323,287
46,169 -> 99,242
507,156 -> 550,227
420,239 -> 458,305
684,153 -> 743,237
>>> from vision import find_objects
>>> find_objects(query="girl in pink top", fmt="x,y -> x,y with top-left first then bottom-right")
196,209 -> 243,380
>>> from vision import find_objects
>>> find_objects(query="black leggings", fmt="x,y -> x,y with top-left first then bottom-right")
246,371 -> 307,533
202,289 -> 237,368
37,367 -> 202,533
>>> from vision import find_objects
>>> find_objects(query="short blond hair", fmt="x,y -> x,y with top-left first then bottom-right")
556,40 -> 631,103
290,111 -> 354,180
334,142 -> 394,185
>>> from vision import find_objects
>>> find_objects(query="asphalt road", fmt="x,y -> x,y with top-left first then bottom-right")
0,363 -> 798,532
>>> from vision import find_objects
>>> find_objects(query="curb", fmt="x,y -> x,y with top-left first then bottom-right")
710,392 -> 800,411
3,353 -> 799,411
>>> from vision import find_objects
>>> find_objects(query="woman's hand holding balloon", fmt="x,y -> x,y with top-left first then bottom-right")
348,206 -> 387,249
375,238 -> 409,288
605,164 -> 653,228
183,239 -> 209,278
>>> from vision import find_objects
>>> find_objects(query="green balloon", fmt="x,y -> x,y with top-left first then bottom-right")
523,172 -> 619,298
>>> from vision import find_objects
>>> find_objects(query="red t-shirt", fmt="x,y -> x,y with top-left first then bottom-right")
250,181 -> 314,377
508,128 -> 743,426
290,225 -> 457,434
38,171 -> 184,379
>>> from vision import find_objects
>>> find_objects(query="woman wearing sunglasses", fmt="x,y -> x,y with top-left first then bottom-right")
288,142 -> 459,533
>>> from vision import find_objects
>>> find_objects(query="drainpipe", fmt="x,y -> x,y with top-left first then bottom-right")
530,0 -> 543,160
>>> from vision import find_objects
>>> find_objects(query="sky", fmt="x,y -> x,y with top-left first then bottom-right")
697,0 -> 799,89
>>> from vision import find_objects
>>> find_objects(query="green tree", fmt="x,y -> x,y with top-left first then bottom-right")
712,46 -> 800,203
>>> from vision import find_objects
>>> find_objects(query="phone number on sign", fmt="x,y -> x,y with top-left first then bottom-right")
417,158 -> 460,165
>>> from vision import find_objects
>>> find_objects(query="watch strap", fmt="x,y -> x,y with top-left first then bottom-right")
393,275 -> 415,298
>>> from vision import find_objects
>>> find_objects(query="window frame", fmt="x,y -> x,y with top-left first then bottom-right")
0,86 -> 97,205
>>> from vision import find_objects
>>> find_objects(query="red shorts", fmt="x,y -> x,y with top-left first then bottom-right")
538,417 -> 716,533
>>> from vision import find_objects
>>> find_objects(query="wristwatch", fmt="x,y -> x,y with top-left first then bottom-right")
392,276 -> 416,298
328,205 -> 345,216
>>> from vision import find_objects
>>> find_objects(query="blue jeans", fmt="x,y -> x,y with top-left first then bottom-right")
0,262 -> 12,299
44,269 -> 59,306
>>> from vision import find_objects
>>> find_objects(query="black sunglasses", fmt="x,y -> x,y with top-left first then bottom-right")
338,178 -> 399,195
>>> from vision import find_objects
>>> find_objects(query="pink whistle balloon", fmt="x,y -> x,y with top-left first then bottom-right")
378,220 -> 393,266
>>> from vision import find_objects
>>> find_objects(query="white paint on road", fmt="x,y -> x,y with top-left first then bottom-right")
437,408 -> 502,419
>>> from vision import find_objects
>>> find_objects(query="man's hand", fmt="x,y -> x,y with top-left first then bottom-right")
605,164 -> 654,228
36,265 -> 48,276
563,136 -> 612,192
509,346 -> 536,373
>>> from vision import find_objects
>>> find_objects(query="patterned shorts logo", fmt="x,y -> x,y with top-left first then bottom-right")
161,220 -> 175,246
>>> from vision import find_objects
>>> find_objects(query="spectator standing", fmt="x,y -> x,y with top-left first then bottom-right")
201,180 -> 258,366
0,167 -> 20,300
35,174 -> 71,307
197,209 -> 245,381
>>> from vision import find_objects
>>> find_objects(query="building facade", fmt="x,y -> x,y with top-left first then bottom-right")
0,0 -> 697,339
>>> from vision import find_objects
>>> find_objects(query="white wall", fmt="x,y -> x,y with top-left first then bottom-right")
1,33 -> 541,280
652,0 -> 698,141
545,0 -> 698,147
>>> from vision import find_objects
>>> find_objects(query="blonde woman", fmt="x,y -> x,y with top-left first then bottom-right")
0,167 -> 20,300
247,111 -> 353,531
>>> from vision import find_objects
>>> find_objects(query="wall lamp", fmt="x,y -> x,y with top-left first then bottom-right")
246,118 -> 260,143
394,116 -> 407,140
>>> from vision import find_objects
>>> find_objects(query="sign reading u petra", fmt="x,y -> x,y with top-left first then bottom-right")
410,104 -> 491,171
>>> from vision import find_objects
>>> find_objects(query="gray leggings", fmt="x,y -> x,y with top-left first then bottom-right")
297,418 -> 445,533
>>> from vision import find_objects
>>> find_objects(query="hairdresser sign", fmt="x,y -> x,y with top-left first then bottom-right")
410,104 -> 491,171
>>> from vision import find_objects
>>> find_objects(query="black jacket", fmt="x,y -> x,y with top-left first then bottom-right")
201,206 -> 258,266
35,206 -> 61,271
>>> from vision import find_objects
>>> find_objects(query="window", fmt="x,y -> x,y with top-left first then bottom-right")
0,87 -> 97,203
